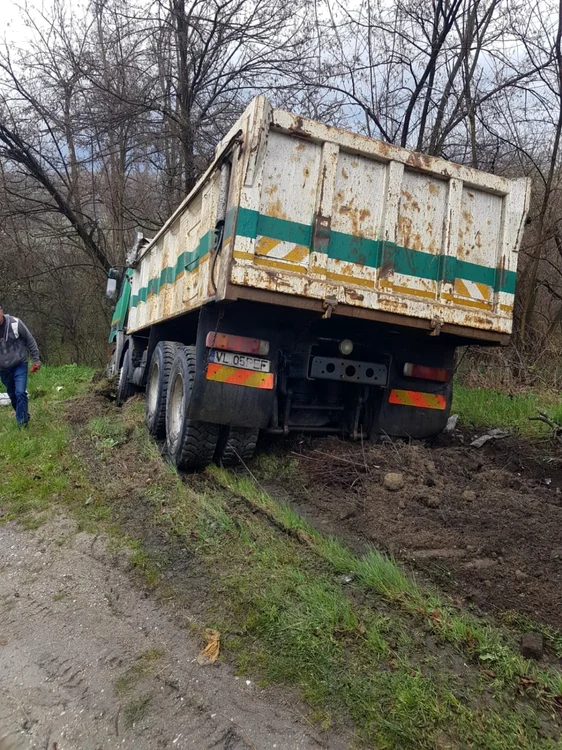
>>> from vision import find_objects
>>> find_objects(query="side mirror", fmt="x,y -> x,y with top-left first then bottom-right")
106,268 -> 119,300
105,277 -> 117,299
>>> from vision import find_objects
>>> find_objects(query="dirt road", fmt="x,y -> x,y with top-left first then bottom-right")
0,518 -> 346,750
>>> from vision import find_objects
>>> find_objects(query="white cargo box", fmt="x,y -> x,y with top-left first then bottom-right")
127,97 -> 530,343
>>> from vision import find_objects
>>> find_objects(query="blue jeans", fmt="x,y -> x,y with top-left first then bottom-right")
0,361 -> 29,425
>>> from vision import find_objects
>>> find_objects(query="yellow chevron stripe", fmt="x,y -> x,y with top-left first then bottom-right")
256,236 -> 281,256
454,279 -> 471,298
476,282 -> 492,301
284,244 -> 309,262
454,278 -> 492,302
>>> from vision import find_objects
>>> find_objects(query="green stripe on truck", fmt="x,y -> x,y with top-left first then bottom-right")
131,230 -> 214,307
130,207 -> 516,308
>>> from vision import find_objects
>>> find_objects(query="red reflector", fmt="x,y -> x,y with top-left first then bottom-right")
403,363 -> 450,382
206,332 -> 270,356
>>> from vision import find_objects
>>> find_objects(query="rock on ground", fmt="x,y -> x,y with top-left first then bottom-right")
520,633 -> 544,661
383,473 -> 404,492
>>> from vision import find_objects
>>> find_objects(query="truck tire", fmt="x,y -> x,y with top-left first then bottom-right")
106,347 -> 117,378
145,341 -> 179,438
165,345 -> 220,470
116,348 -> 135,406
215,426 -> 259,467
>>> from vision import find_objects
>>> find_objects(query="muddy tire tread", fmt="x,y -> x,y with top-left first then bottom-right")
167,346 -> 220,470
116,348 -> 135,405
146,341 -> 179,437
216,426 -> 259,467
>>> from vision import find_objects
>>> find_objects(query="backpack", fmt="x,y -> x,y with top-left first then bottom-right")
11,318 -> 19,339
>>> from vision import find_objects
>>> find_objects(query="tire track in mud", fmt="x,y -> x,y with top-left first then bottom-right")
0,518 -> 346,750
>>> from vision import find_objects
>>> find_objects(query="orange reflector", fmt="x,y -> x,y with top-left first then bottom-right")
403,363 -> 451,382
389,389 -> 446,410
206,363 -> 274,389
206,332 -> 269,356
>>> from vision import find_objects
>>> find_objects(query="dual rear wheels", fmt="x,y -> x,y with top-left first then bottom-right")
145,342 -> 258,470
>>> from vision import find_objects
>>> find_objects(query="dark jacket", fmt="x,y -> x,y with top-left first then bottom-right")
0,315 -> 41,371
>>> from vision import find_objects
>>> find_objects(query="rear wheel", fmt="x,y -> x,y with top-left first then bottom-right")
215,426 -> 259,467
165,346 -> 220,470
145,341 -> 179,437
116,348 -> 135,405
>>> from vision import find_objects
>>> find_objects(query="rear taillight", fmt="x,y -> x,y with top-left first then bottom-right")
206,332 -> 270,356
403,363 -> 451,382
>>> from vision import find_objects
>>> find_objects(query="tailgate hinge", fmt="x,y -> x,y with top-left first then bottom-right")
429,316 -> 443,336
322,294 -> 338,319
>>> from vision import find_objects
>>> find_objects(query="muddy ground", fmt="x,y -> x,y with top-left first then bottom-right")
0,517 -> 347,750
266,429 -> 562,631
3,389 -> 562,749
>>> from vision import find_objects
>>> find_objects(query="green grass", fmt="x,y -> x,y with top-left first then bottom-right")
453,383 -> 562,436
115,648 -> 163,695
214,468 -> 562,693
0,364 -> 110,526
159,456 -> 562,747
123,694 -> 152,727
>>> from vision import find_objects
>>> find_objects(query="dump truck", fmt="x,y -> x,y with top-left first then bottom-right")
106,96 -> 530,469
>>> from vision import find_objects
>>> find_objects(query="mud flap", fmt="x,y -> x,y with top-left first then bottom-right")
372,346 -> 454,440
187,304 -> 276,428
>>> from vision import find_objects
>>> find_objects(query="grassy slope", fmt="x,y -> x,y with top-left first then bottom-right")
453,383 -> 562,437
1,368 -> 562,748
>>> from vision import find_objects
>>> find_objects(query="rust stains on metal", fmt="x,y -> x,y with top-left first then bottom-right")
377,141 -> 392,159
379,261 -> 394,279
428,182 -> 441,196
406,152 -> 432,170
347,290 -> 365,301
337,202 -> 372,238
397,214 -> 412,247
401,190 -> 420,212
380,296 -> 408,314
341,168 -> 349,179
289,117 -> 312,138
267,198 -> 289,220
303,166 -> 310,179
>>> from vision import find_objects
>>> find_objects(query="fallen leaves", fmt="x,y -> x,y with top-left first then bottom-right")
197,628 -> 220,666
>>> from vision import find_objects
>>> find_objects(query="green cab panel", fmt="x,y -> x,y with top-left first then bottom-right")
108,269 -> 133,343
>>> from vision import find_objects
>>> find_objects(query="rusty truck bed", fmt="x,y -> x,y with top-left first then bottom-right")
126,97 -> 530,343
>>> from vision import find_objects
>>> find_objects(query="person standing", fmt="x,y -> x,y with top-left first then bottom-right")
0,304 -> 41,427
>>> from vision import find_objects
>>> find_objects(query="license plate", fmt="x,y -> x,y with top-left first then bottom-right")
209,349 -> 271,373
